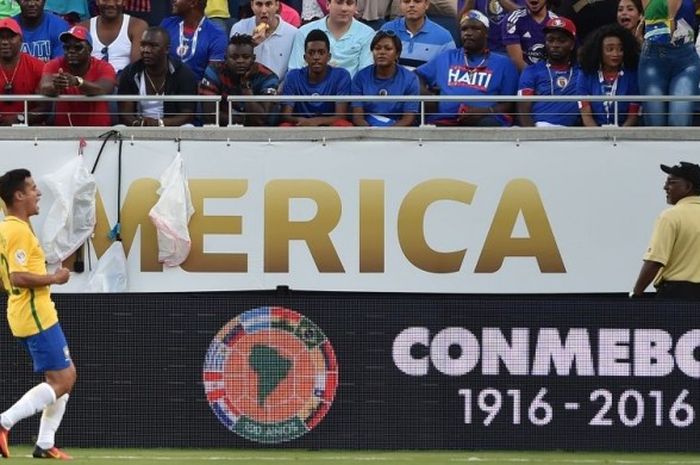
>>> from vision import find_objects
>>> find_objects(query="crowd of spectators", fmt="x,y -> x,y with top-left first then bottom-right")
0,0 -> 698,127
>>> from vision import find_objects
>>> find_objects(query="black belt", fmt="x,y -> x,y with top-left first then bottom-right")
656,281 -> 700,299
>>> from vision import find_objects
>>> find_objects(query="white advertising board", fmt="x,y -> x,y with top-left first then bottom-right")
0,138 -> 683,293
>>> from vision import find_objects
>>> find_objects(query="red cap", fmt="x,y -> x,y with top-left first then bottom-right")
543,16 -> 576,39
0,18 -> 22,37
59,25 -> 92,46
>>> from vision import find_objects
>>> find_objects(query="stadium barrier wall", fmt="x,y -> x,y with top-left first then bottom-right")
1,128 -> 696,293
1,291 -> 699,451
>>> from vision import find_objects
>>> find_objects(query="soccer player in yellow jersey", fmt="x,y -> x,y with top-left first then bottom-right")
0,169 -> 75,460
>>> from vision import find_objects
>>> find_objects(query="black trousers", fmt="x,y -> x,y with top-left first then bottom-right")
656,281 -> 700,299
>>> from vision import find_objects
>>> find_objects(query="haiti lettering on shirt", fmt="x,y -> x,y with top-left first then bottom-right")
14,13 -> 70,62
447,65 -> 493,91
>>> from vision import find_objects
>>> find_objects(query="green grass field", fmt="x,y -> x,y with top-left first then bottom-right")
5,447 -> 700,465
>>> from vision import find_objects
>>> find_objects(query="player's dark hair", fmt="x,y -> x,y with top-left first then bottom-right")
579,24 -> 639,74
305,29 -> 330,51
371,30 -> 402,56
0,169 -> 31,207
229,33 -> 255,48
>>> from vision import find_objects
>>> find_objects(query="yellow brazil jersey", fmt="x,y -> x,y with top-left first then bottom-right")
0,216 -> 58,337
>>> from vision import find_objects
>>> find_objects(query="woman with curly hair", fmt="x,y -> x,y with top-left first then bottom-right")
577,24 -> 641,126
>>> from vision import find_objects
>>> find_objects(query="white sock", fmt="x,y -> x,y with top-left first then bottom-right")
36,394 -> 69,450
0,383 -> 56,430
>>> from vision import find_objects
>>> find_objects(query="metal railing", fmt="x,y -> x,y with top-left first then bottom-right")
1,94 -> 699,127
0,95 -> 222,127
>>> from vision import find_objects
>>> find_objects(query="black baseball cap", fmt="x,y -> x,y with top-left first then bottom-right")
660,161 -> 700,187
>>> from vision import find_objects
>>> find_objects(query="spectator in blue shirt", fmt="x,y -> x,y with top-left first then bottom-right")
352,30 -> 419,127
288,0 -> 374,76
517,16 -> 580,127
14,0 -> 69,61
160,0 -> 227,80
577,23 -> 640,127
281,28 -> 352,126
381,0 -> 455,70
416,10 -> 519,126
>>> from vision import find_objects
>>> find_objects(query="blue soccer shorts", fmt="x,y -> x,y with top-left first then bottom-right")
19,323 -> 72,373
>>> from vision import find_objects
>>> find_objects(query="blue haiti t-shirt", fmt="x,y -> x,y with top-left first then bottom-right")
416,48 -> 519,122
14,12 -> 69,61
518,61 -> 580,126
282,66 -> 351,117
160,16 -> 227,81
351,64 -> 420,126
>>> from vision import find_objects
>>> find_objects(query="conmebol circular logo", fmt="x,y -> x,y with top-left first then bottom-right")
203,307 -> 338,443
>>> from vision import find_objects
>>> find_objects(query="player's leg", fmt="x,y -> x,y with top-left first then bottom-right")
34,363 -> 76,459
0,323 -> 72,458
33,324 -> 76,460
0,382 -> 56,458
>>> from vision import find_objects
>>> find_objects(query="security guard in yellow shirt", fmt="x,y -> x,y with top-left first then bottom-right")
0,169 -> 75,459
632,161 -> 700,299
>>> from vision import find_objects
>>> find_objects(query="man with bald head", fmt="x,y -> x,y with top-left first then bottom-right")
118,26 -> 198,126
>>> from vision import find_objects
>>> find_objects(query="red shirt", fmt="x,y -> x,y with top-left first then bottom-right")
0,53 -> 44,116
43,56 -> 117,126
280,3 -> 301,27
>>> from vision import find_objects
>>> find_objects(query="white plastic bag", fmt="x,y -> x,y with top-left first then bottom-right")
41,156 -> 97,264
85,240 -> 128,292
148,153 -> 195,267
